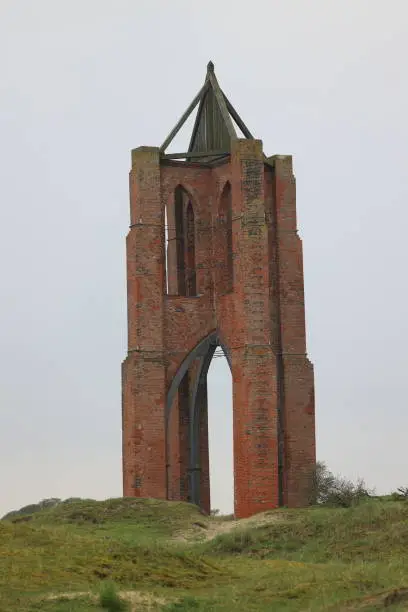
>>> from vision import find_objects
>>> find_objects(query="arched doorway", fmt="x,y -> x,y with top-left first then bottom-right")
207,350 -> 234,515
165,332 -> 233,513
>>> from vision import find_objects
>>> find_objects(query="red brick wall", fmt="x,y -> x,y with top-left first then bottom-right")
271,155 -> 316,506
122,143 -> 316,518
122,147 -> 167,500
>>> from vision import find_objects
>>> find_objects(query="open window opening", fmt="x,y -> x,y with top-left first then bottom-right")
217,182 -> 233,294
165,185 -> 197,297
165,205 -> 169,294
186,201 -> 197,296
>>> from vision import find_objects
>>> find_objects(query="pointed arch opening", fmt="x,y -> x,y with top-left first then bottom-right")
217,182 -> 233,294
164,205 -> 169,294
207,349 -> 234,515
175,186 -> 186,296
186,201 -> 197,296
165,333 -> 233,515
166,185 -> 197,297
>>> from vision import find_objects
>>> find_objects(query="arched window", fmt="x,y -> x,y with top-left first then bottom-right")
217,182 -> 233,294
174,186 -> 186,296
164,204 -> 170,294
186,202 -> 196,297
173,185 -> 197,297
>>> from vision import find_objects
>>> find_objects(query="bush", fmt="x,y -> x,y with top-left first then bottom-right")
210,509 -> 234,521
2,498 -> 62,521
99,582 -> 128,611
390,487 -> 408,501
311,461 -> 372,508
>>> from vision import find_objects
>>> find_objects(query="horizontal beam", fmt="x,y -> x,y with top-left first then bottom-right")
161,150 -> 229,160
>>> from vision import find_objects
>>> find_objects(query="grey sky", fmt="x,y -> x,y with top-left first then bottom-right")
1,1 -> 407,517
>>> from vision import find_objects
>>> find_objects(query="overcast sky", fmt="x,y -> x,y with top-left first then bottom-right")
1,1 -> 407,517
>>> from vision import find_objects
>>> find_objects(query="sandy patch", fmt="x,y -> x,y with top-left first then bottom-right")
175,510 -> 283,543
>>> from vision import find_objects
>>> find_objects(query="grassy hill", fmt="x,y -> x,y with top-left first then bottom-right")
1,497 -> 408,611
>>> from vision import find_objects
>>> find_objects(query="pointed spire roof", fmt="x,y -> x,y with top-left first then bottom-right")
160,62 -> 255,164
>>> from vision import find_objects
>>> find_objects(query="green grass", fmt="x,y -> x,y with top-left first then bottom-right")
25,497 -> 208,542
205,501 -> 408,562
1,498 -> 408,611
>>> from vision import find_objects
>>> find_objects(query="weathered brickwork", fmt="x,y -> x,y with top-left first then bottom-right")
122,141 -> 316,519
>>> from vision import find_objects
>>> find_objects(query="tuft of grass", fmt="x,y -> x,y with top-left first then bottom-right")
205,527 -> 260,554
99,582 -> 128,611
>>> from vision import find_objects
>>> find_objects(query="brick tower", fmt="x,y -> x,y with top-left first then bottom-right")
122,62 -> 316,519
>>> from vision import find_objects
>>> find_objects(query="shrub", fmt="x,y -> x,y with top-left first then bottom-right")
311,461 -> 372,508
208,528 -> 259,554
210,509 -> 234,521
99,582 -> 128,611
218,513 -> 235,522
2,498 -> 62,521
390,487 -> 408,501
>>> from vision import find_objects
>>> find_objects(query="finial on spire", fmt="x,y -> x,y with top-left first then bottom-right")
207,60 -> 215,73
